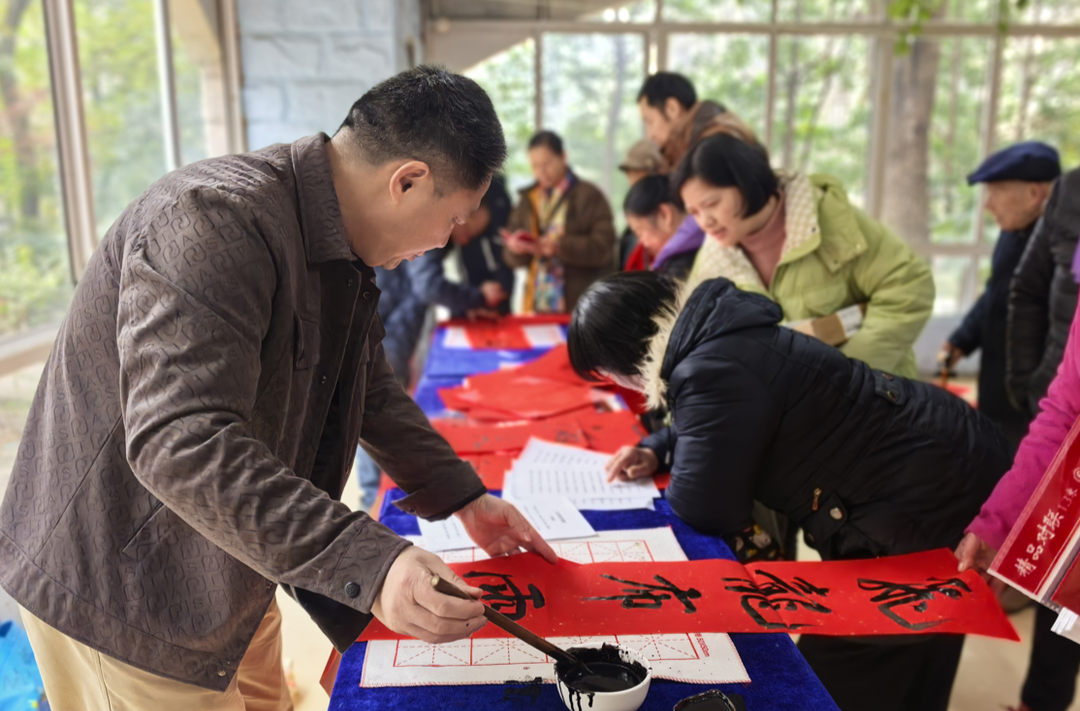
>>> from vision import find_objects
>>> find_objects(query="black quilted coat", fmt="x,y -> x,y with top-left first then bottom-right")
640,279 -> 1010,561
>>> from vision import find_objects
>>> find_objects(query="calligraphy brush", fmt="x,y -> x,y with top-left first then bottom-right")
431,575 -> 594,673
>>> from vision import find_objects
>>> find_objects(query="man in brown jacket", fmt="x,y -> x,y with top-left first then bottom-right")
0,66 -> 555,709
636,72 -> 761,170
504,130 -> 617,313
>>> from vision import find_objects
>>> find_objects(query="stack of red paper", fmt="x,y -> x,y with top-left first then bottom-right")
430,345 -> 658,489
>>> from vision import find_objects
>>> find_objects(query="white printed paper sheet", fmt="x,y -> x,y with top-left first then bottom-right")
407,526 -> 688,565
504,439 -> 659,510
417,496 -> 597,552
360,632 -> 750,687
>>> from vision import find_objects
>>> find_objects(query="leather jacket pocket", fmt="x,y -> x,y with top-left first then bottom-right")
294,312 -> 321,370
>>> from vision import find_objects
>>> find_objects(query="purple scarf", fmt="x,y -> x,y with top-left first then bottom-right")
653,215 -> 706,271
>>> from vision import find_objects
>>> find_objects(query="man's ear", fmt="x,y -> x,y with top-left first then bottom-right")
389,160 -> 434,204
663,97 -> 684,122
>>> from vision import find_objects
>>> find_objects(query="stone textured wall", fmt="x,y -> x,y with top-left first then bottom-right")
236,0 -> 420,150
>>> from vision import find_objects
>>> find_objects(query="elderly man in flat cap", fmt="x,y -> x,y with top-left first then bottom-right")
942,141 -> 1061,449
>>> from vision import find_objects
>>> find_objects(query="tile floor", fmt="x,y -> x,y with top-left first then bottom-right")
0,361 -> 1077,710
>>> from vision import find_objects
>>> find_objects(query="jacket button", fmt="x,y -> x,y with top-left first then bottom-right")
362,291 -> 372,300
348,278 -> 355,287
345,581 -> 361,598
217,668 -> 227,677
830,507 -> 843,521
320,375 -> 328,384
886,391 -> 898,402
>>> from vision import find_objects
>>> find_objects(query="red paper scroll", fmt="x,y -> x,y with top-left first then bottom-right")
991,414 -> 1080,606
360,549 -> 1017,642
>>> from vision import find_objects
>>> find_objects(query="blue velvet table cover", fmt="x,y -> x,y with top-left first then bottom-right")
329,490 -> 838,711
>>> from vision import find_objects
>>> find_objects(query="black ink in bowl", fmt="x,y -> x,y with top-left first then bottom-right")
554,644 -> 651,711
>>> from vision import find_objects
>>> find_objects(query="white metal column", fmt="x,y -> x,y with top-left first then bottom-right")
154,0 -> 183,171
42,0 -> 97,281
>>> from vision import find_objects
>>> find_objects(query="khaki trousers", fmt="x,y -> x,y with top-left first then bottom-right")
20,600 -> 293,711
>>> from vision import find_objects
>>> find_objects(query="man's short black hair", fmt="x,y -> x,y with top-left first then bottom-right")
528,130 -> 564,155
670,133 -> 779,217
569,271 -> 679,382
337,65 -> 505,192
624,174 -> 677,218
637,72 -> 697,111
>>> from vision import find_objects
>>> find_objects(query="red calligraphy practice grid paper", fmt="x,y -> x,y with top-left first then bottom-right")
991,415 -> 1080,605
360,550 -> 1017,642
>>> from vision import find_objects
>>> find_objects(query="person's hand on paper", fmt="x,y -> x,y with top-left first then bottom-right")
455,493 -> 558,564
605,446 -> 659,483
371,546 -> 488,644
955,531 -> 1006,592
480,280 -> 508,307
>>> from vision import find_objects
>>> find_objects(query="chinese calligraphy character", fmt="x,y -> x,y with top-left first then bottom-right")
1015,558 -> 1037,577
722,571 -> 833,631
584,574 -> 702,614
1063,488 -> 1078,509
1037,523 -> 1056,544
857,577 -> 971,631
1026,543 -> 1045,561
1044,510 -> 1065,531
463,571 -> 545,621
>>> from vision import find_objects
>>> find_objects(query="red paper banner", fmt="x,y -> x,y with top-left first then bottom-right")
360,550 -> 1017,642
992,414 -> 1080,603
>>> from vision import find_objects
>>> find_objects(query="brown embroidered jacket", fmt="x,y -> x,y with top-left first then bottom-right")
0,134 -> 484,690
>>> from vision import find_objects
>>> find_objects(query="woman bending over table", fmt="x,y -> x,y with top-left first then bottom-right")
567,271 -> 1010,711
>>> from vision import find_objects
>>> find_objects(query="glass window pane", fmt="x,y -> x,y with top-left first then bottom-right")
76,0 -> 168,236
777,0 -> 877,22
772,35 -> 871,207
464,39 -> 536,193
1010,0 -> 1080,24
928,38 -> 992,246
542,33 -> 646,229
0,0 -> 75,338
931,256 -> 977,316
937,0 -> 997,22
583,1 -> 656,23
666,34 -> 769,137
997,36 -> 1080,169
663,0 -> 772,23
170,0 -> 229,164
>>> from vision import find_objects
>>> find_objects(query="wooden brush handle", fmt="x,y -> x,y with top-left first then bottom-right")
430,575 -> 582,666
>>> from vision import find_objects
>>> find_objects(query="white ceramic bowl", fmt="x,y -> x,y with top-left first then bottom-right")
554,644 -> 652,711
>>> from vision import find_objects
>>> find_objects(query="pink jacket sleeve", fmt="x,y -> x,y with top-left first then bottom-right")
967,299 -> 1080,550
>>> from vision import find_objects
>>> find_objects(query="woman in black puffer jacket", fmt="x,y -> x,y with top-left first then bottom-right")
567,272 -> 1010,711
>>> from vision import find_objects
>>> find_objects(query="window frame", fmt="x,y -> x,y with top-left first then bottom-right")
437,0 -> 1080,317
0,0 -> 246,376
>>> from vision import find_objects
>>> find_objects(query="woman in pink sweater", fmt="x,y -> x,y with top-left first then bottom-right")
958,299 -> 1080,711
958,300 -> 1080,568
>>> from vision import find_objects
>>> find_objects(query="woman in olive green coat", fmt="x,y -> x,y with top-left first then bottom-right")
675,134 -> 934,379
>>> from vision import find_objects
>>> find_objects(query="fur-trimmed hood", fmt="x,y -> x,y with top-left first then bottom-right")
638,277 -> 783,410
